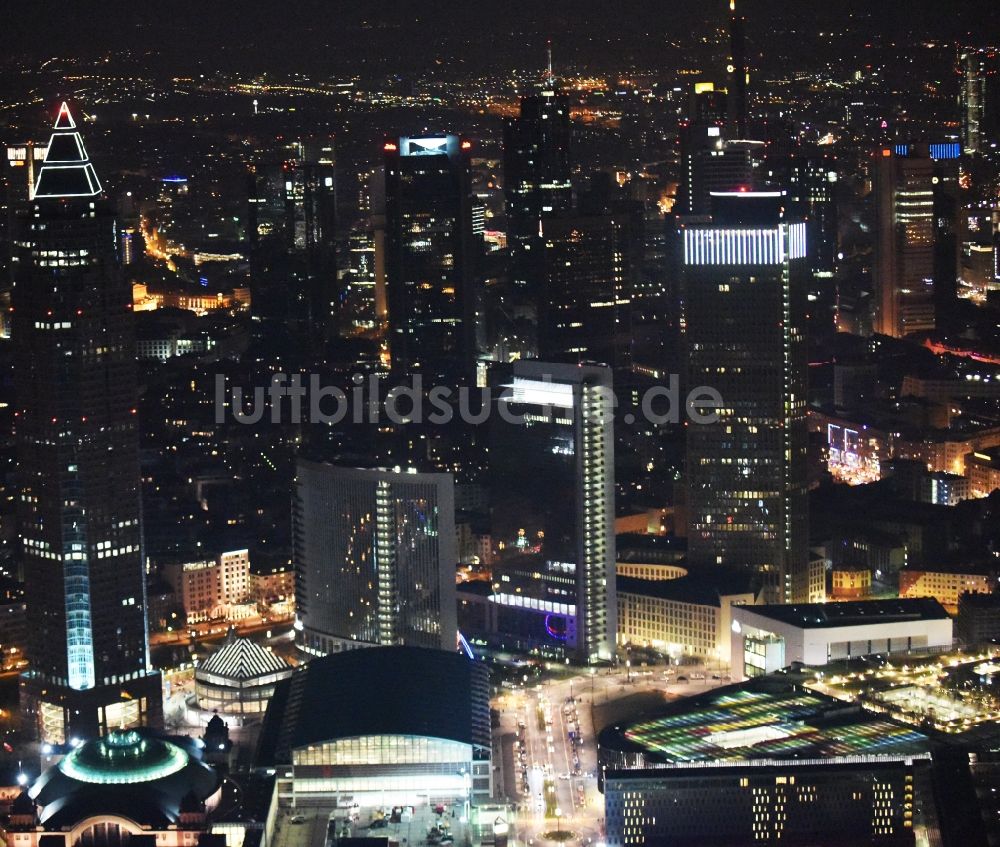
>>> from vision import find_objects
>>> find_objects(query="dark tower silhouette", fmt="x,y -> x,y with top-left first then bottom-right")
383,134 -> 476,379
503,59 -> 573,302
727,0 -> 749,138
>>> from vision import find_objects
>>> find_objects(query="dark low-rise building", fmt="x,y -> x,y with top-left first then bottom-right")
599,676 -> 931,846
957,591 -> 1000,645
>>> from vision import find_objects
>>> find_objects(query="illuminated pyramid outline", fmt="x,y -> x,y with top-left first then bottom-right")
33,102 -> 103,199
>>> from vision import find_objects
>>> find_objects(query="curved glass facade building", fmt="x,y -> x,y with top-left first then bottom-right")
258,646 -> 492,805
294,460 -> 457,653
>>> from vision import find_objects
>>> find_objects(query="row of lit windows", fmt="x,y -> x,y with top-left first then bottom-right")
294,735 -> 471,767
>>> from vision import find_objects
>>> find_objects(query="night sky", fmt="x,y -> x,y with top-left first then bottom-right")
2,0 -> 1000,75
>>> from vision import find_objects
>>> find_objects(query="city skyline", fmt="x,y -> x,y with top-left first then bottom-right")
0,3 -> 999,846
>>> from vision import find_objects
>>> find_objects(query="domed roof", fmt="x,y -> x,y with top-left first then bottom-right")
57,730 -> 188,784
29,730 -> 219,829
206,714 -> 227,732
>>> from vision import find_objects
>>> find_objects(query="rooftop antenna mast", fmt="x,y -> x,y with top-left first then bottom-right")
546,39 -> 554,87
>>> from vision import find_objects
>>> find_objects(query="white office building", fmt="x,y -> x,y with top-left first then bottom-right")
730,598 -> 953,679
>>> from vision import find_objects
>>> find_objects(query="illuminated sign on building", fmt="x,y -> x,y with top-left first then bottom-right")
827,423 -> 881,485
683,223 -> 807,265
399,135 -> 463,157
505,377 -> 576,409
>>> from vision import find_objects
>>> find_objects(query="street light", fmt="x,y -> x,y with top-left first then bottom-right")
555,807 -> 562,839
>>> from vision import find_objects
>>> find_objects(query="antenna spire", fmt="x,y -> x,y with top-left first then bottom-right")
546,40 -> 554,86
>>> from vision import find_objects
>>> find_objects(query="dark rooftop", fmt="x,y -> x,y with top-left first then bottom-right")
257,646 -> 490,765
616,568 -> 757,607
742,597 -> 950,629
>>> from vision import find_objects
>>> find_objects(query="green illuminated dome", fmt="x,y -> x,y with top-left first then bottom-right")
57,730 -> 188,785
30,729 -> 219,828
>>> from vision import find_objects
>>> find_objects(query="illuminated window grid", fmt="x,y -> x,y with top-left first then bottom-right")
622,689 -> 928,762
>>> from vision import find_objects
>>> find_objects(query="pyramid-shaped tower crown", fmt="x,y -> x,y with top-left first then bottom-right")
33,102 -> 102,199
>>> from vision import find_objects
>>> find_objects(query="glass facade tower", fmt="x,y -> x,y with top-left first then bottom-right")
488,360 -> 616,663
293,460 -> 458,654
680,192 -> 810,604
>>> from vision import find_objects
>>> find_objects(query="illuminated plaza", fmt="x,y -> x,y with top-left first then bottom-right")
805,650 -> 1000,735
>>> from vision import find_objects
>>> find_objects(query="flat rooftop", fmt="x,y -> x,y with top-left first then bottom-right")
742,597 -> 949,629
600,678 -> 930,764
617,567 -> 756,607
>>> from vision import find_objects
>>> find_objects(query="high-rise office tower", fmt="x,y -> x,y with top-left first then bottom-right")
688,81 -> 728,126
959,47 -> 1000,155
773,149 -> 839,279
726,0 -> 750,139
383,135 -> 476,378
618,87 -> 657,162
345,223 -> 381,330
503,82 -> 573,297
1,141 -> 46,292
680,192 -> 809,604
13,103 -> 161,742
247,137 -> 337,345
679,126 -> 763,215
248,137 -> 336,253
489,360 -> 616,663
538,214 -> 631,368
873,143 -> 960,338
293,459 -> 458,655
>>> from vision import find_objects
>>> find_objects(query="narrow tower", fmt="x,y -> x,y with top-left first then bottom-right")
727,0 -> 749,138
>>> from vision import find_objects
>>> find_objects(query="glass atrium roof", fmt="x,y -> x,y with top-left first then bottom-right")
623,688 -> 930,763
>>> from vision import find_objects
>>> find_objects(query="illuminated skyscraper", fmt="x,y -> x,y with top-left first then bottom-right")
680,192 -> 809,604
539,214 -> 631,368
293,459 -> 458,655
688,81 -> 728,126
247,136 -> 337,345
679,125 -> 762,215
13,103 -> 161,742
383,134 -> 476,377
766,149 -> 838,278
504,85 -> 573,296
873,144 -> 960,338
959,47 -> 1000,155
248,136 -> 337,253
488,360 -> 616,663
345,223 -> 381,329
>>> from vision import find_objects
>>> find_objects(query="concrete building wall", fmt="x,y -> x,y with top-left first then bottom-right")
730,605 -> 954,680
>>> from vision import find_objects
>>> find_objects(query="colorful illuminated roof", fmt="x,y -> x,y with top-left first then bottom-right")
617,686 -> 930,763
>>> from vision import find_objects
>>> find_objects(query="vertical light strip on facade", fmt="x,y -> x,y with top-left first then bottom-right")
580,381 -> 611,661
684,225 -> 806,266
375,480 -> 397,645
